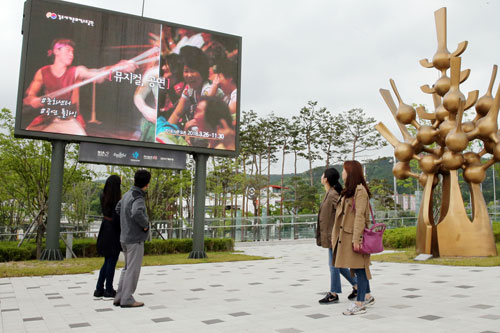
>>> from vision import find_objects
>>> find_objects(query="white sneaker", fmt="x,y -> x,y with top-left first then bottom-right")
364,296 -> 375,307
343,302 -> 367,315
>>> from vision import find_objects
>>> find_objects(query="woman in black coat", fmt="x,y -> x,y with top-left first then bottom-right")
94,175 -> 122,299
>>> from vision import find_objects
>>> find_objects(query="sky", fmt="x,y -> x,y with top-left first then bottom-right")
1,0 -> 500,174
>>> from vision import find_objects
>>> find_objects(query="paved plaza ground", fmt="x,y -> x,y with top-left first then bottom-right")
0,239 -> 499,332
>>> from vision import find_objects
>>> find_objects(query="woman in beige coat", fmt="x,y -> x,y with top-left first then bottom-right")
316,168 -> 357,304
332,160 -> 375,315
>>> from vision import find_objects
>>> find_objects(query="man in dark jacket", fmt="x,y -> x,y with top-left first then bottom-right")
114,170 -> 151,308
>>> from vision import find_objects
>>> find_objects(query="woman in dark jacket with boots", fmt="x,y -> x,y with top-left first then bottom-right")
94,175 -> 122,300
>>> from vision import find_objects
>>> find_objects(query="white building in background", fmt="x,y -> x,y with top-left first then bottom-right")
204,185 -> 289,215
393,193 -> 417,211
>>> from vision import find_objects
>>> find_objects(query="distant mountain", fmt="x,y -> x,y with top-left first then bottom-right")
270,157 -> 394,191
270,156 -> 500,203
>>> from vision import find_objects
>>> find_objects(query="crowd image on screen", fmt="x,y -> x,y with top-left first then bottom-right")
155,26 -> 239,150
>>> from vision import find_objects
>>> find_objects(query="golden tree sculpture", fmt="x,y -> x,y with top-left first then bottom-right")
376,7 -> 498,257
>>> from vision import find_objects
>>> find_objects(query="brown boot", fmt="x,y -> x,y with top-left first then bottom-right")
120,301 -> 144,308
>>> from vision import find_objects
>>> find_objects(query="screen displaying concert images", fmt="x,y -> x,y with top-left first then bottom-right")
15,0 -> 241,156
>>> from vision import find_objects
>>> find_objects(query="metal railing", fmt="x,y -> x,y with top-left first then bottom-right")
2,212 -> 499,243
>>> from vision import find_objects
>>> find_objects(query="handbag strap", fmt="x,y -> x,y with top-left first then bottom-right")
368,202 -> 375,225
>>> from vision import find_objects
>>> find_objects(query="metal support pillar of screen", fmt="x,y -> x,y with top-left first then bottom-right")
40,140 -> 66,261
189,153 -> 208,259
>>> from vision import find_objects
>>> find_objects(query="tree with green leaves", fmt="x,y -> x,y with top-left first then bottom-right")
368,178 -> 396,211
317,108 -> 345,168
335,108 -> 387,160
296,101 -> 324,186
273,115 -> 293,215
259,113 -> 280,216
0,108 -> 94,257
239,110 -> 267,216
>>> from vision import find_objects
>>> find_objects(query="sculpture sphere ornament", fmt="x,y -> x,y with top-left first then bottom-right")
376,7 -> 498,257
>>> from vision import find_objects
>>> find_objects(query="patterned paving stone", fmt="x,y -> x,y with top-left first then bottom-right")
202,319 -> 224,325
471,304 -> 495,309
23,317 -> 43,322
480,314 -> 500,320
390,304 -> 412,309
229,312 -> 250,317
306,313 -> 329,319
276,328 -> 303,333
362,314 -> 385,320
69,323 -> 91,328
149,305 -> 167,310
95,308 -> 113,312
152,317 -> 173,323
419,315 -> 442,321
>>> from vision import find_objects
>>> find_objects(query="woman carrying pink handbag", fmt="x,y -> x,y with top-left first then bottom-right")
331,160 -> 376,316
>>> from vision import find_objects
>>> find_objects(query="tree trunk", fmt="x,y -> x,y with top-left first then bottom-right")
242,157 -> 246,218
325,142 -> 331,168
35,214 -> 45,259
308,141 -> 313,186
258,154 -> 262,216
352,137 -> 357,160
280,145 -> 286,215
294,151 -> 298,215
267,147 -> 271,216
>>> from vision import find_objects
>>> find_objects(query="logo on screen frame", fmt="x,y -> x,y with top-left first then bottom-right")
45,12 -> 95,27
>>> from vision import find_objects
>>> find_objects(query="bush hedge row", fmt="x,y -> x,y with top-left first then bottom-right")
0,238 -> 234,262
1,222 -> 498,261
382,222 -> 500,249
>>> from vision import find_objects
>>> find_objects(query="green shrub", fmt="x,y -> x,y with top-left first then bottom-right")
0,247 -> 33,262
0,237 -> 234,262
493,222 -> 500,242
143,238 -> 233,255
383,226 -> 416,249
382,222 -> 500,249
71,239 -> 99,257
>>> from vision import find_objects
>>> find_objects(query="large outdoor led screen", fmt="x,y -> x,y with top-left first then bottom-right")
15,0 -> 241,156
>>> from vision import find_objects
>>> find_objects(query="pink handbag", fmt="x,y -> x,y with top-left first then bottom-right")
352,199 -> 386,255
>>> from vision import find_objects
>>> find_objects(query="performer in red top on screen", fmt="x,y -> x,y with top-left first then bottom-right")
23,38 -> 136,136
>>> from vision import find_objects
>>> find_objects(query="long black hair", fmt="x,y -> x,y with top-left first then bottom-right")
323,167 -> 343,194
101,175 -> 121,216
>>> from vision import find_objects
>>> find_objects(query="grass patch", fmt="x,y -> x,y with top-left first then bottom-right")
372,243 -> 500,267
0,252 -> 272,278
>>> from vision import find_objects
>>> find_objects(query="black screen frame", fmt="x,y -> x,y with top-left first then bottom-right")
15,0 -> 242,158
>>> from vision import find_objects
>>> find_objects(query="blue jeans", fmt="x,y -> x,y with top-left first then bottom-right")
96,254 -> 119,292
352,268 -> 371,302
328,248 -> 357,293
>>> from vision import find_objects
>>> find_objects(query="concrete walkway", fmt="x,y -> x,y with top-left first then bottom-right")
0,240 -> 499,332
